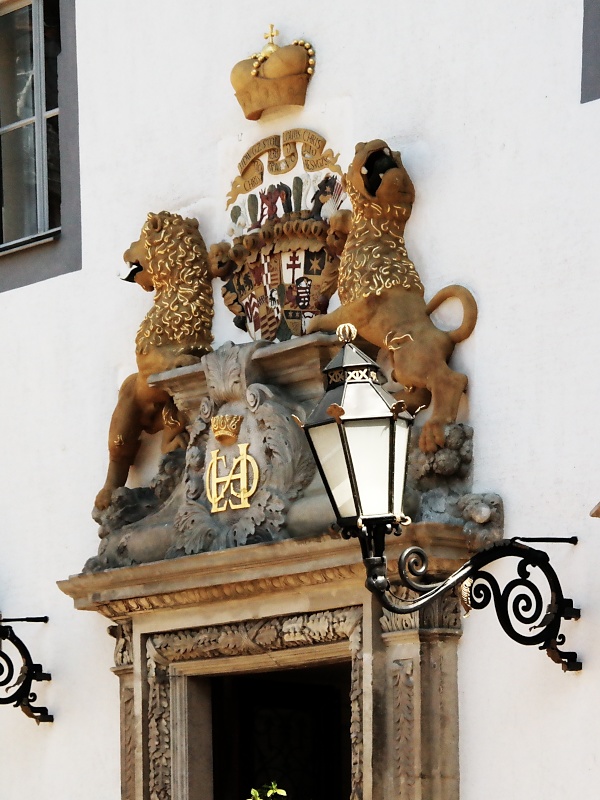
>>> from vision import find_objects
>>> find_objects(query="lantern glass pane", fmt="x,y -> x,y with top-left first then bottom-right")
392,419 -> 411,519
309,422 -> 357,520
344,419 -> 391,517
342,381 -> 392,418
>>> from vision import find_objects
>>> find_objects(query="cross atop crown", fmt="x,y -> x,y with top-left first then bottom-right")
261,24 -> 280,56
264,24 -> 279,45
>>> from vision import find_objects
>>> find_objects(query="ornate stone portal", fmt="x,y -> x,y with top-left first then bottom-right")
67,334 -> 501,800
63,131 -> 505,800
60,534 -> 468,800
63,340 -> 500,799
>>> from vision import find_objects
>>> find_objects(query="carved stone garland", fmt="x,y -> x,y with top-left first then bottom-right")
144,607 -> 363,800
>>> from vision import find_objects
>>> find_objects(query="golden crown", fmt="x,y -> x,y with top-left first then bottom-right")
230,25 -> 316,121
211,414 -> 244,446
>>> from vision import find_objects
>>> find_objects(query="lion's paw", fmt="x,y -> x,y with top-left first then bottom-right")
173,354 -> 202,368
418,421 -> 446,453
94,487 -> 114,513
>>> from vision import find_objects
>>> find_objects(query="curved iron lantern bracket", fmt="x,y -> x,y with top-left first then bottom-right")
0,616 -> 53,723
344,525 -> 581,672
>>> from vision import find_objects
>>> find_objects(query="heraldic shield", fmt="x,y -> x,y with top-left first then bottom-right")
229,231 -> 334,340
210,129 -> 348,341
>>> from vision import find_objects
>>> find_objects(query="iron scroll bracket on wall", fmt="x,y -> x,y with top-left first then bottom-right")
0,615 -> 53,723
354,533 -> 582,672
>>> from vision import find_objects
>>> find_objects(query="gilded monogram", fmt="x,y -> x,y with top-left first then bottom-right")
205,443 -> 259,513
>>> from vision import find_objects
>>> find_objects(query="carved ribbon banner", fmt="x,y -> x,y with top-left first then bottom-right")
227,128 -> 342,206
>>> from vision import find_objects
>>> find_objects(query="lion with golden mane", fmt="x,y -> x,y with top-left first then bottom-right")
94,211 -> 213,511
307,139 -> 478,453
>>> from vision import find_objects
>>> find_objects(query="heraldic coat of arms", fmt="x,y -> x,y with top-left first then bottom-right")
210,129 -> 347,340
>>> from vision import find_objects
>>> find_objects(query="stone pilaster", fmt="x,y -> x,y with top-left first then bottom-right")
109,621 -> 136,800
380,589 -> 462,800
381,592 -> 422,800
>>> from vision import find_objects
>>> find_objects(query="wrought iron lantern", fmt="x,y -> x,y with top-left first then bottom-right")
298,325 -> 581,672
0,615 -> 53,723
302,323 -> 413,532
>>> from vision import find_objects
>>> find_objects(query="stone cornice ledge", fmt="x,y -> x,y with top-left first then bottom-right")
58,523 -> 468,618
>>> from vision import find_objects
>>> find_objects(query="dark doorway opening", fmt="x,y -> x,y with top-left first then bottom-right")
211,661 -> 352,800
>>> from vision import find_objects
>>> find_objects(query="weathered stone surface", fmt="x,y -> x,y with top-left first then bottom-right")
85,336 -> 338,571
84,335 -> 503,573
405,423 -> 504,548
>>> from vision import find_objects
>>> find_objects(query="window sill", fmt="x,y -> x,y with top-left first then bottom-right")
0,228 -> 61,258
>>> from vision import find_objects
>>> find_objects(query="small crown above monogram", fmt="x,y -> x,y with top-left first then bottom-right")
211,414 -> 244,446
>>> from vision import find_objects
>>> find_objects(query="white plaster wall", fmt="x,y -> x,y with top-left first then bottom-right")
0,1 -> 598,798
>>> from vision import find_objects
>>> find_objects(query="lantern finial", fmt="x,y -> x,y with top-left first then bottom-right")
336,323 -> 357,343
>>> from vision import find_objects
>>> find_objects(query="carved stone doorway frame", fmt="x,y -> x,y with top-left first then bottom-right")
61,534 -> 464,800
144,609 -> 363,800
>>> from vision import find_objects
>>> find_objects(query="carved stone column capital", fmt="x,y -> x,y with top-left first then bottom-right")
109,620 -> 134,670
419,591 -> 463,636
380,587 -> 420,636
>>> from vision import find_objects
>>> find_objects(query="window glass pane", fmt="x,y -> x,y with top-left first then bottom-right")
0,5 -> 35,128
0,123 -> 37,244
47,114 -> 60,227
44,0 -> 60,111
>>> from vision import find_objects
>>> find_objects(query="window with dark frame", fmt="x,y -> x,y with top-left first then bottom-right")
0,0 -> 60,251
582,0 -> 600,103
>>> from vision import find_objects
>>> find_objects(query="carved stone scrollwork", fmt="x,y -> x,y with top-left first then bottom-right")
144,607 -> 362,800
147,654 -> 171,800
109,620 -> 134,667
170,342 -> 316,556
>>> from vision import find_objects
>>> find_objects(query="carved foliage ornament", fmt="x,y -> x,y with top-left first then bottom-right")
109,620 -> 134,667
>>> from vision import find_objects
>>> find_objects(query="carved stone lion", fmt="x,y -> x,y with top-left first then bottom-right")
94,212 -> 213,511
307,140 -> 478,452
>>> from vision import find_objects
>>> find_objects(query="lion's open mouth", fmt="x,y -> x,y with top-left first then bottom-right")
122,261 -> 144,282
361,148 -> 397,196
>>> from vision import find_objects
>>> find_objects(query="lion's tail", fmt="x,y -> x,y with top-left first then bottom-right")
426,284 -> 478,344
